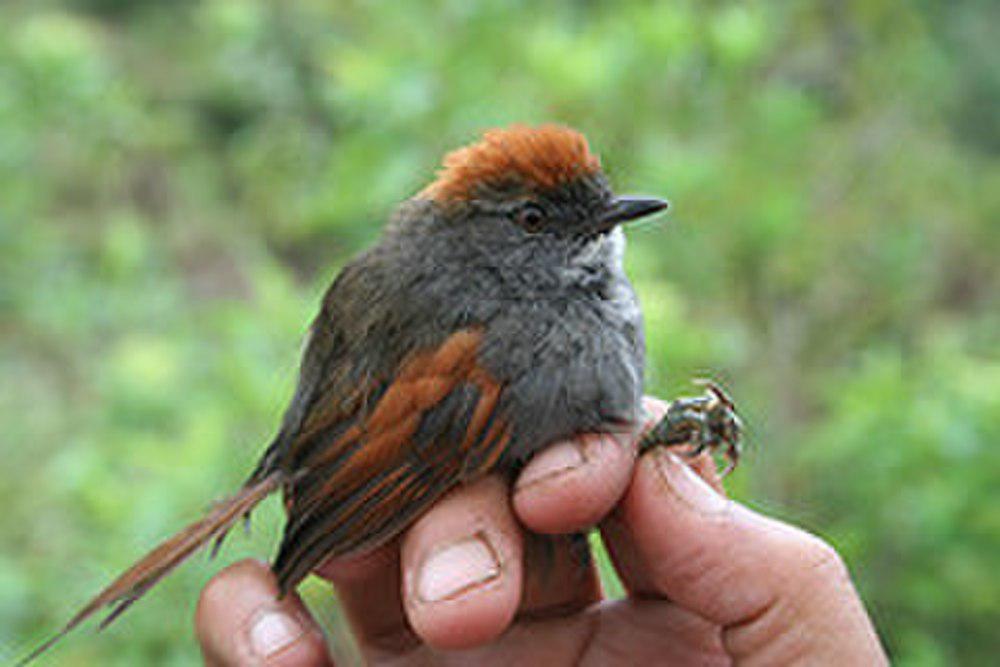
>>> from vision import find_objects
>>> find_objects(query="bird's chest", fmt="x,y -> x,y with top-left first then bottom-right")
476,268 -> 646,465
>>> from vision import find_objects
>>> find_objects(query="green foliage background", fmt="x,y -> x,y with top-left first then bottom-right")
1,1 -> 997,664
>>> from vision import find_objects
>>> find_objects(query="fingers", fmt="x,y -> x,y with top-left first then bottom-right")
311,397 -> 682,659
519,532 -> 601,618
314,478 -> 522,656
312,542 -> 415,654
399,475 -> 523,650
195,559 -> 331,667
601,449 -> 887,664
513,425 -> 637,534
317,398 -> 673,656
315,480 -> 528,655
261,397 -> 728,661
510,395 -> 722,536
317,474 -> 602,659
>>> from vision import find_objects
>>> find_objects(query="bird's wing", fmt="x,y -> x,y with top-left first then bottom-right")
246,248 -> 405,482
271,326 -> 511,592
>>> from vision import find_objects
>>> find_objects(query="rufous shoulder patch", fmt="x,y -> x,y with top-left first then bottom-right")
420,124 -> 602,200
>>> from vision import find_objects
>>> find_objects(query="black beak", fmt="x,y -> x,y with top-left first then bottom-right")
598,196 -> 669,231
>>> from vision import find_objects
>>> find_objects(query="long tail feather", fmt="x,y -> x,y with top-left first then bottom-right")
18,472 -> 282,665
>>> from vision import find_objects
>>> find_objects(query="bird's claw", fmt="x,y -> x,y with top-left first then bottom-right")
640,380 -> 744,476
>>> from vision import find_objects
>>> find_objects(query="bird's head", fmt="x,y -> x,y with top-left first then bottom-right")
418,124 -> 667,239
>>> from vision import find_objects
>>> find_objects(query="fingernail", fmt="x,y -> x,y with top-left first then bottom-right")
655,450 -> 728,515
249,610 -> 303,658
515,439 -> 587,490
416,533 -> 501,602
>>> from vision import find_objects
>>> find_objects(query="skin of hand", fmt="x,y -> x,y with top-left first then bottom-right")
193,398 -> 887,666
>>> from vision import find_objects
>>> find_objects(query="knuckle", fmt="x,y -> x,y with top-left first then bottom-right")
789,532 -> 851,589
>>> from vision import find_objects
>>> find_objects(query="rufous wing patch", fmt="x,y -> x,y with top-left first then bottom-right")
271,327 -> 512,591
420,124 -> 602,200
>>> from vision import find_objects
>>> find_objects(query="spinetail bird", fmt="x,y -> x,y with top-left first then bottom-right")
22,124 -> 741,663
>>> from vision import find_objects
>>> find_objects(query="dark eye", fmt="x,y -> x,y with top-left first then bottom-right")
516,204 -> 545,231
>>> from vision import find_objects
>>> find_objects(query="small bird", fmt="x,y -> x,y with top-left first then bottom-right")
22,124 -> 741,662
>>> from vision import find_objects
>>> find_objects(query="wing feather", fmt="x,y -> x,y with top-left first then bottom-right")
272,327 -> 510,593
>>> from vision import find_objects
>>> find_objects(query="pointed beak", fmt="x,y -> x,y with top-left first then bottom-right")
597,196 -> 669,231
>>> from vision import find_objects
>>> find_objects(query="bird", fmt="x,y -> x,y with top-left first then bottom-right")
22,124 -> 741,663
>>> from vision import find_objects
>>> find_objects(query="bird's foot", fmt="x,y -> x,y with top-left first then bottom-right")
640,380 -> 744,476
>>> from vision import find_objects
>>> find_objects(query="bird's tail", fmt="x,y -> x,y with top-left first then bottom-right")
18,471 -> 283,665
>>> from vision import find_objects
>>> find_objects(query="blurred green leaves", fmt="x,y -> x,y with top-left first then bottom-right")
1,1 -> 997,665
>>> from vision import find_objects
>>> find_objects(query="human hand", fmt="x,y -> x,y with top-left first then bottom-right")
194,398 -> 887,666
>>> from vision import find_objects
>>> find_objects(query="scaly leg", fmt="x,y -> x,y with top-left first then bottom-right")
640,380 -> 744,476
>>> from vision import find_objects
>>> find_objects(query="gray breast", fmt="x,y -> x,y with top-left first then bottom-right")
474,230 -> 646,465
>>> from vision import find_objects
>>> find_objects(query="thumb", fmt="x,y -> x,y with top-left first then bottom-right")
601,449 -> 887,664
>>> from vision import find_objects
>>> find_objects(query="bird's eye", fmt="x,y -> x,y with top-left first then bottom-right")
516,204 -> 545,231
